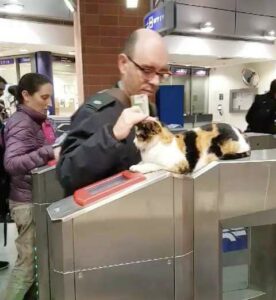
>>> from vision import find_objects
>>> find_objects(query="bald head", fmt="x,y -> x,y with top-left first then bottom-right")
123,28 -> 167,58
118,28 -> 169,101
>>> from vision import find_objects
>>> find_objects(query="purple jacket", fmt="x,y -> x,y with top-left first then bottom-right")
4,105 -> 55,203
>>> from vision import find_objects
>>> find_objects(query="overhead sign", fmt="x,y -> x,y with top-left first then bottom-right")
0,58 -> 14,65
144,1 -> 175,34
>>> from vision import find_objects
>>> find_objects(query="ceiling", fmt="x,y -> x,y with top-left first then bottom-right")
0,0 -> 72,21
168,54 -> 271,68
0,42 -> 74,57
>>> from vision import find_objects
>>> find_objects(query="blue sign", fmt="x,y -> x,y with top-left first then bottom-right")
222,228 -> 248,252
145,7 -> 165,31
17,57 -> 31,63
144,2 -> 175,34
0,58 -> 14,65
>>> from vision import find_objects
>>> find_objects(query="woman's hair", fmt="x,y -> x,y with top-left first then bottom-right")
270,79 -> 276,95
9,73 -> 52,104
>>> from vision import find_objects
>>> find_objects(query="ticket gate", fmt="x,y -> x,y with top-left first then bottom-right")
32,164 -> 65,300
46,149 -> 276,300
245,132 -> 276,150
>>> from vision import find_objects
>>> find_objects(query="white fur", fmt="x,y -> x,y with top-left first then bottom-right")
232,126 -> 250,153
131,137 -> 186,174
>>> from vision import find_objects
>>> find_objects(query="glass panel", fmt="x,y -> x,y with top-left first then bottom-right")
52,58 -> 77,116
18,57 -> 32,77
222,224 -> 276,299
191,69 -> 209,114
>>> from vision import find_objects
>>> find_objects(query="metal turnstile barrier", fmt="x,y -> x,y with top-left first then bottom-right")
32,165 -> 65,300
46,149 -> 276,300
245,132 -> 276,150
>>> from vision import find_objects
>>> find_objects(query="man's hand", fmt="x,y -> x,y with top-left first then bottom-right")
113,106 -> 148,141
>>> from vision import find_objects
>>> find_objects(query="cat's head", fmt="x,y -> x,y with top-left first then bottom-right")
134,120 -> 167,151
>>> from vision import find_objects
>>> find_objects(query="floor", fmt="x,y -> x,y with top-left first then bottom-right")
0,223 -> 18,295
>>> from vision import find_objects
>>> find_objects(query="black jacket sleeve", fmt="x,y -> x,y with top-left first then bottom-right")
56,102 -> 140,195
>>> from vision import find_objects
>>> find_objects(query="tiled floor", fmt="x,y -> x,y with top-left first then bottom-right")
0,223 -> 18,295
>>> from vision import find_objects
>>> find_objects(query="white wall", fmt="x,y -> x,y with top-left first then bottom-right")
209,65 -> 249,130
208,61 -> 276,130
0,18 -> 74,51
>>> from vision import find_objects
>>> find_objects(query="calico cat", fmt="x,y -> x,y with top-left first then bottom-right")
130,121 -> 250,174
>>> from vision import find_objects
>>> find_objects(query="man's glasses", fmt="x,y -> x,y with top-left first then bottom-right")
126,55 -> 171,82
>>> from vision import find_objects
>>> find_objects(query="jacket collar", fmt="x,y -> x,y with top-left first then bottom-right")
18,105 -> 47,124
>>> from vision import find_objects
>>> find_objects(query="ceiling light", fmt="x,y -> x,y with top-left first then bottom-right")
19,49 -> 28,53
264,30 -> 276,41
64,0 -> 75,13
126,0 -> 139,8
2,1 -> 24,13
68,51 -> 75,55
200,22 -> 215,33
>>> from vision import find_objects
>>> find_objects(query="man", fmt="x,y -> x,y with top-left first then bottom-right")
57,28 -> 170,194
0,76 -> 9,271
246,79 -> 276,134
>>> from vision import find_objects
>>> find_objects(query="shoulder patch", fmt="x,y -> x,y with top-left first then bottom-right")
86,92 -> 116,111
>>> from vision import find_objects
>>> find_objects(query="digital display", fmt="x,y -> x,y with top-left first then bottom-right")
86,176 -> 128,195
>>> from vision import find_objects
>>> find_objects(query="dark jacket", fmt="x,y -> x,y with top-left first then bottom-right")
56,90 -> 141,195
246,92 -> 276,134
4,105 -> 55,203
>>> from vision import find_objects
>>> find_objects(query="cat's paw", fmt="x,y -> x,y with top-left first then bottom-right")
130,163 -> 162,174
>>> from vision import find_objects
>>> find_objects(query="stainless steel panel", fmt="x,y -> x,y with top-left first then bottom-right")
75,260 -> 174,300
176,0 -> 236,10
174,177 -> 193,255
48,219 -> 74,272
175,252 -> 193,300
236,12 -> 276,40
73,178 -> 174,269
50,272 -> 75,300
48,219 -> 75,299
194,166 -> 220,300
246,134 -> 272,150
237,0 -> 276,17
250,225 -> 276,298
266,162 -> 276,209
219,162 -> 269,219
176,4 -> 235,36
34,204 -> 51,300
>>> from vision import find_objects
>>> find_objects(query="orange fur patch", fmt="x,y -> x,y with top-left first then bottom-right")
175,134 -> 186,152
160,127 -> 174,144
195,124 -> 219,153
220,140 -> 240,155
169,160 -> 189,174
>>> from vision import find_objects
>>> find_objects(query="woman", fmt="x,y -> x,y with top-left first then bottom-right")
3,73 -> 59,300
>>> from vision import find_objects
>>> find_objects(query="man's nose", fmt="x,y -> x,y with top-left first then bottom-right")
148,73 -> 160,86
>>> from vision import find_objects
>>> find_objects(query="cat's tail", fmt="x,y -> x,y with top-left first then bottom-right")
221,151 -> 251,160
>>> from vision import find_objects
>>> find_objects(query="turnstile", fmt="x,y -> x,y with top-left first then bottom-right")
46,149 -> 276,300
32,165 -> 65,300
245,132 -> 276,150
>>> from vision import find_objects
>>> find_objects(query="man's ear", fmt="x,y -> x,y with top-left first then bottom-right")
118,53 -> 128,76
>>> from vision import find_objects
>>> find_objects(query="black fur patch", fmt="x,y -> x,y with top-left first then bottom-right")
184,131 -> 199,171
200,123 -> 213,132
208,123 -> 238,158
221,152 -> 250,160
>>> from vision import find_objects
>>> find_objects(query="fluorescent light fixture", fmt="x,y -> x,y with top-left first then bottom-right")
126,0 -> 139,8
264,30 -> 276,41
3,1 -> 24,13
200,22 -> 215,33
64,0 -> 75,13
68,51 -> 75,55
19,49 -> 28,53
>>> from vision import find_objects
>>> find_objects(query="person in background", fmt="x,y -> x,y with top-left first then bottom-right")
0,76 -> 9,121
0,75 -> 9,272
246,79 -> 276,134
57,28 -> 170,195
3,73 -> 60,300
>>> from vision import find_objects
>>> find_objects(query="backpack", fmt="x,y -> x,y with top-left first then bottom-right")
0,121 -> 10,246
